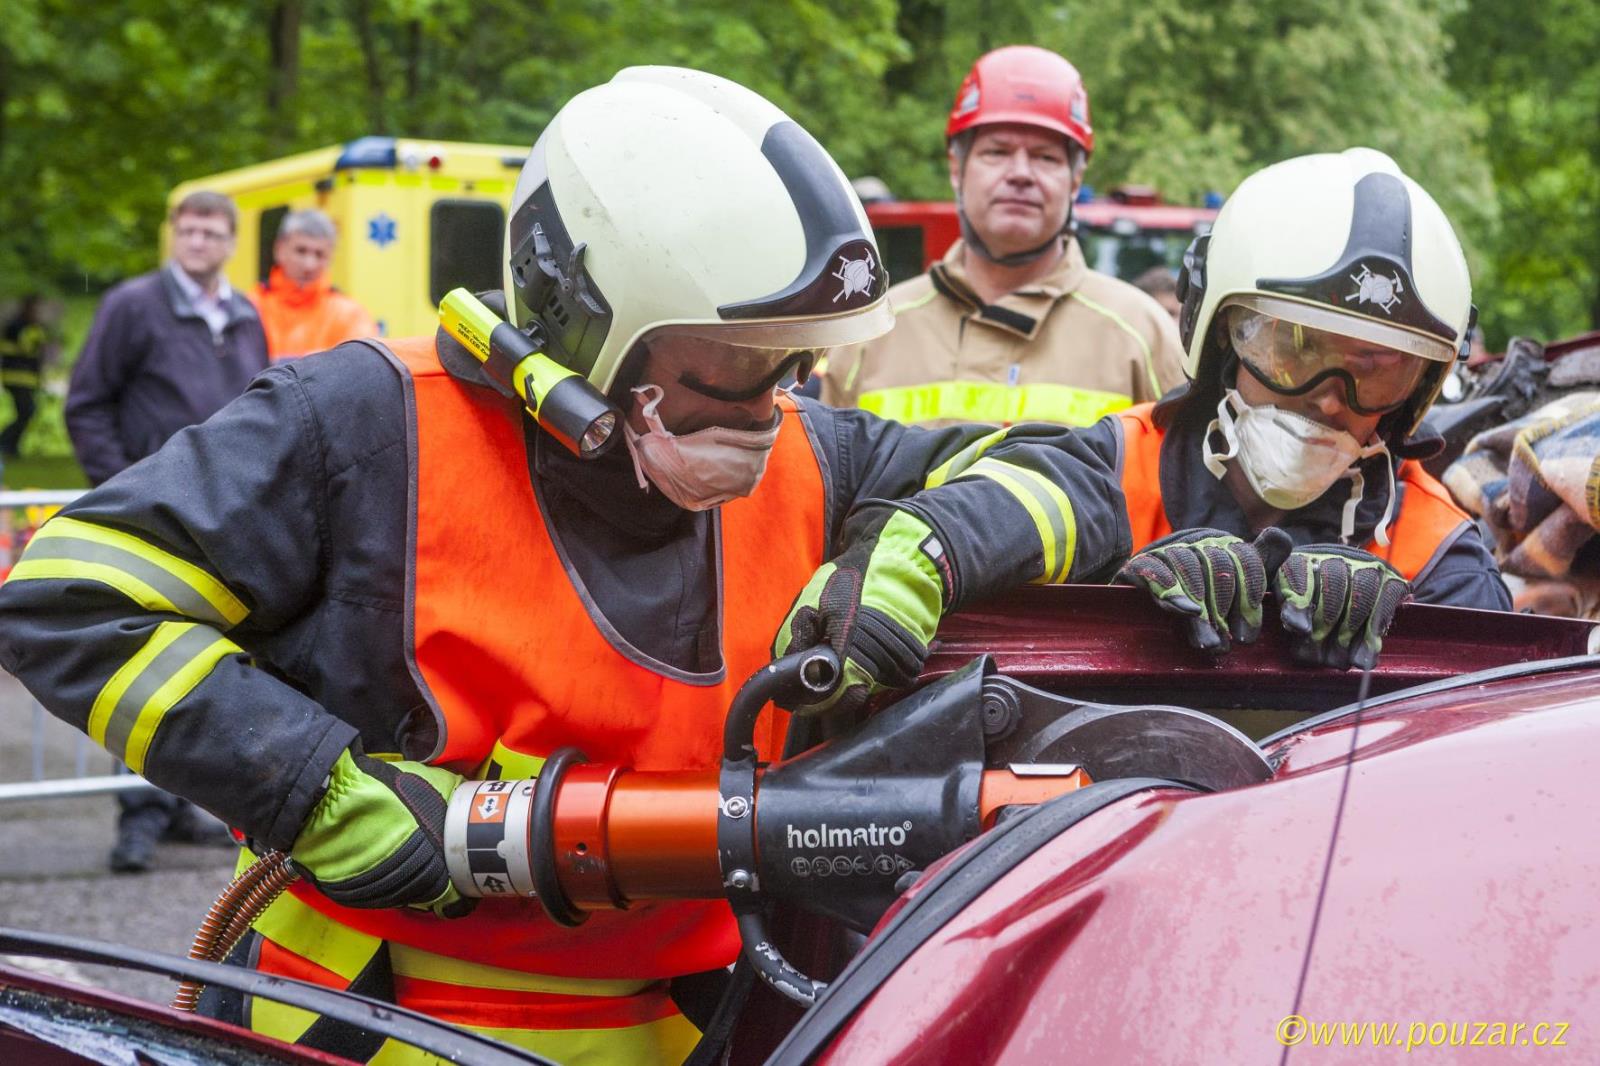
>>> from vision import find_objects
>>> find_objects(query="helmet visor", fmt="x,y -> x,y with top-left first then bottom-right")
1226,302 -> 1437,415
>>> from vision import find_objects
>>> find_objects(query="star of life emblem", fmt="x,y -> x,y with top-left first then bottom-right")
832,250 -> 878,303
1346,264 -> 1404,313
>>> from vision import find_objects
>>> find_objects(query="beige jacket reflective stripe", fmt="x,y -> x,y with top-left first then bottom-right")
821,237 -> 1188,427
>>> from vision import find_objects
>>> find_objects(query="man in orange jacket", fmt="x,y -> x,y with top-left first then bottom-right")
1091,149 -> 1511,669
253,209 -> 378,359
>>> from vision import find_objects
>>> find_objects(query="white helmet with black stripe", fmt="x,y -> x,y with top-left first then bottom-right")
1176,147 -> 1474,438
504,66 -> 894,397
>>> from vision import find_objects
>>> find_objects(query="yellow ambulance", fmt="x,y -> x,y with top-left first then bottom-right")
165,136 -> 526,337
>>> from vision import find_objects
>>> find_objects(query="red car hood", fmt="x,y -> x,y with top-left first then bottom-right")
782,660 -> 1600,1065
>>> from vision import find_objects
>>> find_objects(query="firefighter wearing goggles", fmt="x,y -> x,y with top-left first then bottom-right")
1086,148 -> 1510,668
0,68 -> 1131,1064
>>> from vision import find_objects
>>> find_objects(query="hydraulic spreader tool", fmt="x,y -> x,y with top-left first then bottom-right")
179,653 -> 1270,1010
439,650 -> 1270,1004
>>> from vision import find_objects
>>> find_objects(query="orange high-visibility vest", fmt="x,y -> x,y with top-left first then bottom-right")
1116,403 -> 1470,582
286,336 -> 826,988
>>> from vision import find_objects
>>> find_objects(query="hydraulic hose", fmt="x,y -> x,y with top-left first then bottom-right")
171,850 -> 299,1012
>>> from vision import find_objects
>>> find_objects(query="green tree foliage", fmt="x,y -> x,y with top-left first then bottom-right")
1052,0 -> 1495,263
1449,0 -> 1600,346
0,0 -> 1583,355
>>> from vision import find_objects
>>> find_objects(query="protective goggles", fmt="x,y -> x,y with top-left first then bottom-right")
677,348 -> 815,402
638,326 -> 816,403
1225,296 -> 1452,416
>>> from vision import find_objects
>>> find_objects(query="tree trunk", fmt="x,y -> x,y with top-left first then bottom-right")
885,0 -> 944,97
405,19 -> 421,113
347,0 -> 388,133
0,42 -> 10,170
266,1 -> 303,148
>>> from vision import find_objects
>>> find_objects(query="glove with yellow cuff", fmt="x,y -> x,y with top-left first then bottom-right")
291,747 -> 470,918
773,506 -> 951,718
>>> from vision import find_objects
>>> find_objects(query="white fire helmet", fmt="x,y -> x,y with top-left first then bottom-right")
1176,147 -> 1474,437
504,66 -> 894,397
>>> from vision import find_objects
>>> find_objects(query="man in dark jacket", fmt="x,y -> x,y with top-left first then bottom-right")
64,189 -> 267,872
67,190 -> 267,485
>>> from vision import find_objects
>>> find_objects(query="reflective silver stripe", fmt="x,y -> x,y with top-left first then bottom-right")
19,538 -> 236,629
965,458 -> 1074,582
100,625 -> 225,759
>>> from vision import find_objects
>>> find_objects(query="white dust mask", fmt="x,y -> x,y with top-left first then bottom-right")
622,384 -> 781,511
1203,390 -> 1395,545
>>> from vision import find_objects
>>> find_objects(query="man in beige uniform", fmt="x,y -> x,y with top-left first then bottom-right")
823,46 -> 1185,426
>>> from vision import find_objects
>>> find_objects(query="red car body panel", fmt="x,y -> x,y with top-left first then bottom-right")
929,585 -> 1592,707
810,666 -> 1600,1065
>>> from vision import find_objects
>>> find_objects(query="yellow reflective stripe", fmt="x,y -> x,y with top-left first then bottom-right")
89,621 -> 240,772
251,875 -> 383,982
1068,290 -> 1161,396
925,428 -> 1011,489
858,381 -> 1131,426
843,354 -> 863,393
960,458 -> 1077,583
16,517 -> 249,628
250,999 -> 319,1046
479,739 -> 547,781
893,289 -> 938,315
248,876 -> 653,1000
388,943 -> 652,998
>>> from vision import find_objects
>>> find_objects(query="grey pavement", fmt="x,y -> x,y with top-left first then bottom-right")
0,670 -> 238,1007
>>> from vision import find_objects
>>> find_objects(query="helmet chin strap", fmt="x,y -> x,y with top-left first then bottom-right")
956,198 -> 1072,268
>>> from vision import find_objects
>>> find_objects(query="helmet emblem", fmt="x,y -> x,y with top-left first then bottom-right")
956,86 -> 980,116
1345,264 -> 1405,314
832,250 -> 878,303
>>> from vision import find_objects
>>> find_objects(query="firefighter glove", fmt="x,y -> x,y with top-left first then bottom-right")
291,748 -> 470,918
1117,527 -> 1292,654
1275,544 -> 1410,670
772,507 -> 950,717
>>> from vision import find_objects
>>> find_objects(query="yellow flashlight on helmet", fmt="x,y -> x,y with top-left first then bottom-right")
438,288 -> 621,459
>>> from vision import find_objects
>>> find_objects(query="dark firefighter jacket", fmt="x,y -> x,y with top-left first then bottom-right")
0,335 -> 1131,857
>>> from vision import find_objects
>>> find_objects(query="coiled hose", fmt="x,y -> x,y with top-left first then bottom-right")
170,849 -> 299,1012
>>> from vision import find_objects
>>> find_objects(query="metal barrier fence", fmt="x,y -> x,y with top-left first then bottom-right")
0,487 -> 158,803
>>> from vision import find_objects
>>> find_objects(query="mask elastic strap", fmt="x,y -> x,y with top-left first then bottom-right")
621,424 -> 652,493
1370,451 -> 1397,547
1202,392 -> 1243,480
623,384 -> 668,493
1340,445 -> 1396,547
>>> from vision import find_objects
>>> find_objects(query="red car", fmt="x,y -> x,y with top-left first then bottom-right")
769,588 -> 1600,1064
4,588 -> 1595,1064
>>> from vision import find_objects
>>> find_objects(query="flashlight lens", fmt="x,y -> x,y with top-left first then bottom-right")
581,412 -> 617,456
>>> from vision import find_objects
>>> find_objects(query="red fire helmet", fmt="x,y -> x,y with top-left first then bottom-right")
945,45 -> 1094,156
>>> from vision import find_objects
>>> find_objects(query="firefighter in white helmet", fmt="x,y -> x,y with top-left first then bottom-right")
1083,148 -> 1510,668
0,67 -> 1129,1063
